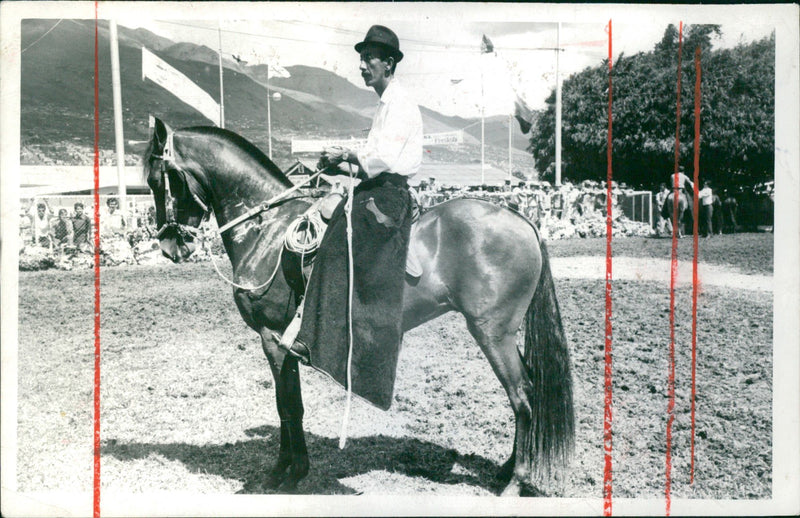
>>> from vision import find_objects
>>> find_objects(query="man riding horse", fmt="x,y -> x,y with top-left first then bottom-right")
661,166 -> 697,235
278,25 -> 423,396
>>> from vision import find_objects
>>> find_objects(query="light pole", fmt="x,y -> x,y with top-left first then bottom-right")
267,65 -> 272,159
555,21 -> 562,186
109,21 -> 126,217
217,22 -> 225,128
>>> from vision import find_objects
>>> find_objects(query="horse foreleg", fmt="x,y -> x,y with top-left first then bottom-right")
259,330 -> 310,492
259,330 -> 292,489
276,355 -> 309,493
496,442 -> 516,486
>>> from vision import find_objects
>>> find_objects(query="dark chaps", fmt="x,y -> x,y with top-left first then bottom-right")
296,172 -> 412,410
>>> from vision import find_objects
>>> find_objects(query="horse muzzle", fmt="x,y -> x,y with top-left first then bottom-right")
157,224 -> 198,263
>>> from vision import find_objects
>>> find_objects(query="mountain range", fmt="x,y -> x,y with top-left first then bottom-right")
20,19 -> 533,172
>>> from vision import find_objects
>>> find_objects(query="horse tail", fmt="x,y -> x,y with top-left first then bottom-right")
522,238 -> 574,481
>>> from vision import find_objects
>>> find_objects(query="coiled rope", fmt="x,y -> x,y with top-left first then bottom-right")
210,210 -> 326,292
284,211 -> 326,256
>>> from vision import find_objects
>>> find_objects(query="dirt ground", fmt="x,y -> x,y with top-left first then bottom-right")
15,234 -> 773,499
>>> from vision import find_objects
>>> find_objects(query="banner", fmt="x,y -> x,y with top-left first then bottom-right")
142,47 -> 221,126
291,131 -> 463,154
291,138 -> 367,154
423,130 -> 464,146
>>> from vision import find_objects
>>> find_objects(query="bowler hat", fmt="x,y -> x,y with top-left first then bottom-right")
355,25 -> 403,62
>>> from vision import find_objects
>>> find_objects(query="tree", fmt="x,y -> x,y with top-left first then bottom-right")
529,25 -> 774,191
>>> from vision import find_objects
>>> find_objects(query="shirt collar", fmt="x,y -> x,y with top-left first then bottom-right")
379,79 -> 401,104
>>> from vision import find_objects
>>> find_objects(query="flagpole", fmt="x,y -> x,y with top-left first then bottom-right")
481,60 -> 485,185
109,20 -> 127,217
217,22 -> 225,128
267,65 -> 272,159
508,114 -> 513,179
555,21 -> 562,186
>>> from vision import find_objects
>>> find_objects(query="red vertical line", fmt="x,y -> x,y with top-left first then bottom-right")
93,4 -> 102,518
690,45 -> 702,485
666,20 -> 683,517
602,18 -> 614,518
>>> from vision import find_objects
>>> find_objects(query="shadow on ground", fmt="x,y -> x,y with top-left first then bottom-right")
102,424 -> 510,495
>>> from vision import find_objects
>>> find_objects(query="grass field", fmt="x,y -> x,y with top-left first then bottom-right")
15,233 -> 773,499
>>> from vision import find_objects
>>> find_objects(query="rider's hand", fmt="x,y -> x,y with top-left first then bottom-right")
320,146 -> 349,167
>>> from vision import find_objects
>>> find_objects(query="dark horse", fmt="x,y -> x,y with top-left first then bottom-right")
143,118 -> 573,496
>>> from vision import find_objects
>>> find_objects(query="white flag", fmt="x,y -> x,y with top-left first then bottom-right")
268,63 -> 291,78
142,47 -> 221,126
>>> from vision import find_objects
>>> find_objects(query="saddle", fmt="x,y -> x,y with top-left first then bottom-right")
283,189 -> 424,281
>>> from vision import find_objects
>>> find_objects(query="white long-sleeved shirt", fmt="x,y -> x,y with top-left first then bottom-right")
356,80 -> 423,178
699,186 -> 713,206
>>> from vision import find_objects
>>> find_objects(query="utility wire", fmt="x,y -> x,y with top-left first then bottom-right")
21,19 -> 63,54
156,19 -> 592,55
157,19 -> 357,48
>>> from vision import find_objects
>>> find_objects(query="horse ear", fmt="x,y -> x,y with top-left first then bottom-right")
154,118 -> 172,149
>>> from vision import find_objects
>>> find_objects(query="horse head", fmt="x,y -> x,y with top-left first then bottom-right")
143,118 -> 210,263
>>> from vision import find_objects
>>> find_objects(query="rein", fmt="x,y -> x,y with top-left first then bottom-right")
150,132 -> 329,291
217,169 -> 325,234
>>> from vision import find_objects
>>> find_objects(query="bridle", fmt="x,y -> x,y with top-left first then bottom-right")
149,132 -> 206,243
148,130 -> 328,291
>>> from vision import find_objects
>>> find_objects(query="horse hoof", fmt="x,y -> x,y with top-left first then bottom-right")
495,459 -> 515,486
264,471 -> 287,489
240,478 -> 271,494
500,479 -> 522,497
277,477 -> 301,494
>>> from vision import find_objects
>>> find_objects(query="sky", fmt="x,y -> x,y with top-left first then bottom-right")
119,4 -> 774,119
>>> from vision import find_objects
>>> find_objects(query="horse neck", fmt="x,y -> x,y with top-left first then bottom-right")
176,132 -> 294,268
177,132 -> 289,230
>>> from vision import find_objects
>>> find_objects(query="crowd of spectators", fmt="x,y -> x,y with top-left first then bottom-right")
17,177 -> 764,271
18,197 -> 163,270
19,197 -> 148,251
413,178 -> 656,240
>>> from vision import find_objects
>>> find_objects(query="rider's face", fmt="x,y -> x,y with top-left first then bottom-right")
359,45 -> 390,89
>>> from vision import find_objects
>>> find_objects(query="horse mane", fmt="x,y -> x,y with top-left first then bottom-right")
183,126 -> 294,187
140,125 -> 294,188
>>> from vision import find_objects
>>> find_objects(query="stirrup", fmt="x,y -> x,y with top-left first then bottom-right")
271,332 -> 310,365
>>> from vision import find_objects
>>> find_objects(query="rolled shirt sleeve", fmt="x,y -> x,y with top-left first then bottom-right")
356,81 -> 423,178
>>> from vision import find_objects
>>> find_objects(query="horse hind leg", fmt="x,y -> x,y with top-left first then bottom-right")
465,318 -> 536,497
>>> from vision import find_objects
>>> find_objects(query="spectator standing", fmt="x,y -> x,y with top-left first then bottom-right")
71,202 -> 93,253
655,183 -> 672,236
19,202 -> 33,242
29,201 -> 53,247
51,208 -> 74,249
722,191 -> 738,233
712,190 -> 723,235
551,187 -> 564,220
100,197 -> 126,238
698,180 -> 714,237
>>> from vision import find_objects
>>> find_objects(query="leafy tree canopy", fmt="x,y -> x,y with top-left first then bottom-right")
529,25 -> 774,192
